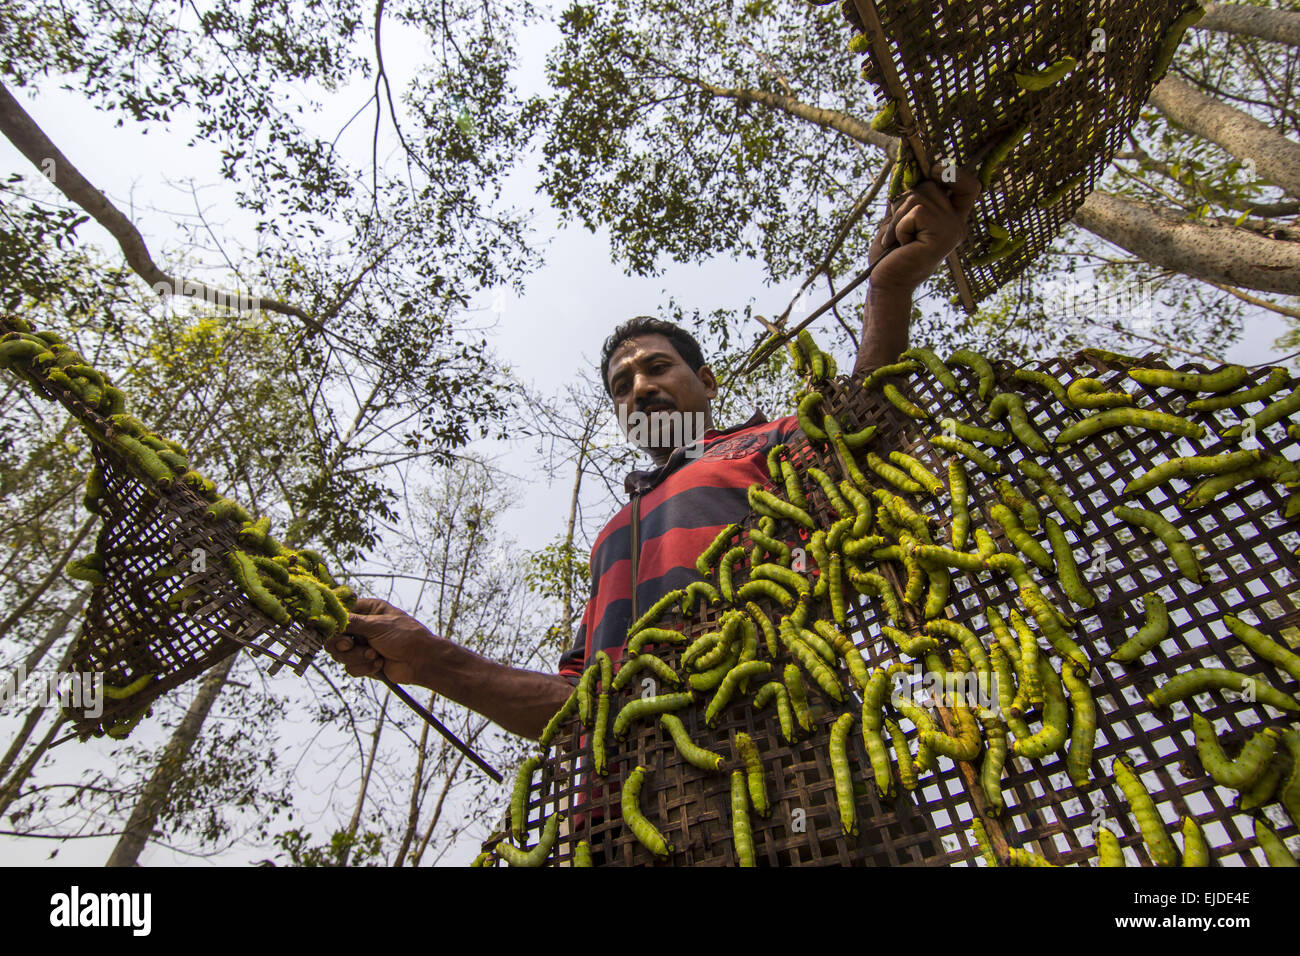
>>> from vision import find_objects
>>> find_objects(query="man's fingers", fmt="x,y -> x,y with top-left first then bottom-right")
343,612 -> 390,640
351,597 -> 389,616
941,166 -> 983,221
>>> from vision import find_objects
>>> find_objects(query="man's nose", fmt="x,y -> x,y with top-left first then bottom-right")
632,371 -> 663,406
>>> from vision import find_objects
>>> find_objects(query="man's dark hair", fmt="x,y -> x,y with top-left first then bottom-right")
599,316 -> 706,395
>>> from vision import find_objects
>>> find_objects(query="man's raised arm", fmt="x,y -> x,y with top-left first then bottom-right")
853,162 -> 983,376
326,598 -> 574,741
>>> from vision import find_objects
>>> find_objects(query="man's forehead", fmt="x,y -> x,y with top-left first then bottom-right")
608,334 -> 680,371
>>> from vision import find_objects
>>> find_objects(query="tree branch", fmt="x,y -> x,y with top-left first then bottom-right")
1198,2 -> 1300,47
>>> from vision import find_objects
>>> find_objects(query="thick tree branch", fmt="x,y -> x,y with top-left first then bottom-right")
1072,189 -> 1300,296
1198,2 -> 1300,47
1149,75 -> 1300,199
0,82 -> 322,330
689,78 -> 898,152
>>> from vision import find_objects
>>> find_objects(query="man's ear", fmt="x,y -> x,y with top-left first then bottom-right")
698,364 -> 718,399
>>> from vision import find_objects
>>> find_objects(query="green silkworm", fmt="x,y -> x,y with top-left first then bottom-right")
831,432 -> 874,494
622,766 -> 673,858
990,644 -> 1019,724
748,484 -> 815,530
988,392 -> 1050,454
839,480 -> 873,538
681,580 -> 722,614
1014,54 -> 1077,90
948,460 -> 970,549
807,466 -> 851,517
1066,376 -> 1135,410
1238,746 -> 1290,811
921,703 -> 981,761
1110,593 -> 1169,663
1279,730 -> 1300,825
1097,828 -> 1125,867
880,624 -> 940,660
930,435 -> 1003,475
1018,460 -> 1082,526
1013,368 -> 1069,406
753,681 -> 797,743
979,123 -> 1029,187
612,691 -> 694,739
938,416 -> 1011,447
1057,407 -> 1205,445
1187,367 -> 1290,412
1113,755 -> 1180,867
689,643 -> 741,691
842,535 -> 887,559
1150,5 -> 1205,81
573,841 -> 593,867
900,346 -> 959,393
967,235 -> 1026,268
102,673 -> 156,700
885,717 -> 918,791
1225,614 -> 1300,682
510,755 -> 542,841
861,359 -> 922,391
783,664 -> 814,732
831,712 -> 859,833
115,434 -> 174,486
780,461 -> 808,511
593,692 -> 611,774
717,545 -> 746,603
1011,658 -> 1068,759
977,708 -> 1007,816
576,662 -> 599,725
865,451 -> 924,494
779,621 -> 845,702
540,686 -> 580,747
914,543 -> 985,573
1004,608 -> 1044,709
734,578 -> 795,609
731,770 -> 756,867
1146,667 -> 1299,712
625,627 -> 690,656
751,562 -> 810,595
206,497 -> 253,525
841,422 -> 878,450
735,732 -> 770,817
995,478 -> 1039,531
1060,663 -> 1097,787
925,619 -> 991,694
1129,364 -> 1247,393
766,443 -> 785,483
0,338 -> 44,363
889,451 -> 944,495
797,392 -> 829,441
747,526 -> 791,567
660,713 -> 724,772
847,568 -> 901,622
869,98 -> 897,131
65,556 -> 107,586
696,524 -> 742,577
876,490 -> 930,539
883,382 -> 931,420
1180,458 -> 1300,509
971,818 -> 999,866
745,602 -> 780,658
1112,505 -> 1203,584
947,349 -> 996,400
989,503 -> 1053,572
1193,714 -> 1280,789
828,553 -> 847,626
1042,516 -> 1094,608
1254,817 -> 1297,867
470,850 -> 496,867
612,654 -> 681,692
228,550 -> 290,625
1123,449 -> 1264,497
1019,585 -> 1088,673
706,661 -> 771,726
1177,817 -> 1209,868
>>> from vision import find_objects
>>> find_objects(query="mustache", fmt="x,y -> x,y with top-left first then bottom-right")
635,397 -> 677,413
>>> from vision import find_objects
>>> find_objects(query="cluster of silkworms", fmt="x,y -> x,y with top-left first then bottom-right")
479,332 -> 1300,867
3,316 -> 357,738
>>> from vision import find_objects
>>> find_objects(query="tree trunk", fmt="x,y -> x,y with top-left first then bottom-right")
104,652 -> 238,867
337,691 -> 388,867
1072,190 -> 1300,295
2,587 -> 90,697
0,513 -> 96,644
1149,75 -> 1300,200
0,714 -> 66,821
393,691 -> 436,866
1198,3 -> 1300,47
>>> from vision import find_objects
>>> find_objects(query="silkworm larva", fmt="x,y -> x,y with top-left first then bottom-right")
1060,663 -> 1096,787
1225,614 -> 1300,682
716,545 -> 746,603
748,484 -> 816,530
689,643 -> 741,691
114,434 -> 175,486
1174,817 -> 1209,868
1150,5 -> 1206,80
1254,817 -> 1298,867
901,346 -> 959,393
470,850 -> 496,867
889,451 -> 944,495
745,601 -> 780,658
1112,505 -> 1204,584
1017,460 -> 1083,527
861,358 -> 922,391
1056,408 -> 1205,445
839,480 -> 873,537
806,466 -> 851,518
1191,715 -> 1279,789
1066,376 -> 1134,410
948,460 -> 971,549
780,460 -> 808,511
1098,829 -> 1125,867
206,497 -> 253,525
1187,367 -> 1290,412
988,392 -> 1050,454
753,681 -> 797,743
782,663 -> 815,732
102,673 -> 156,700
766,443 -> 785,483
593,692 -> 611,774
1011,658 -> 1069,759
1043,516 -> 1095,608
1113,755 -> 1180,866
706,661 -> 772,726
735,578 -> 795,610
1005,608 -> 1043,708
612,691 -> 694,739
990,644 -> 1019,723
947,349 -> 996,400
883,381 -> 931,421
921,703 -> 981,761
841,422 -> 878,449
1147,667 -> 1299,712
827,553 -> 848,626
865,451 -> 925,494
751,562 -> 811,596
1129,364 -> 1248,393
494,814 -> 561,867
573,841 -> 593,867
660,713 -> 724,772
1013,368 -> 1069,406
576,662 -> 599,725
779,621 -> 845,702
1123,449 -> 1264,497
977,708 -> 1007,816
925,619 -> 991,694
1110,593 -> 1170,663
1179,459 -> 1295,509
1279,730 -> 1300,825
735,732 -> 771,817
681,580 -> 723,614
696,523 -> 742,577
831,712 -> 860,832
228,550 -> 291,625
1238,746 -> 1290,811
612,654 -> 681,692
747,527 -> 791,567
937,417 -> 1011,448
971,818 -> 999,866
1018,586 -> 1089,674
540,686 -> 580,747
847,569 -> 901,622
510,756 -> 542,840
979,123 -> 1029,187
65,557 -> 107,587
796,391 -> 829,441
876,489 -> 930,538
730,770 -> 756,867
626,626 -> 690,656
842,534 -> 888,560
923,564 -> 950,619
622,766 -> 673,858
989,503 -> 1054,572
930,435 -> 1003,475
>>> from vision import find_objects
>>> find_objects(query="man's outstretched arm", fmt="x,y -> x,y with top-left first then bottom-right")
854,162 -> 983,376
326,598 -> 574,741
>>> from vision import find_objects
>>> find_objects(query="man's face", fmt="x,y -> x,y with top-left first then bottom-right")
606,333 -> 717,461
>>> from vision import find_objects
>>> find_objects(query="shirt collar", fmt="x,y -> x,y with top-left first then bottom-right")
623,409 -> 769,497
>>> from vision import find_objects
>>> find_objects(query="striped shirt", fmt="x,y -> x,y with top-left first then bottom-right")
558,411 -> 803,682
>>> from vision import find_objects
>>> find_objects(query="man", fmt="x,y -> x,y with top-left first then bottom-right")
327,162 -> 981,739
